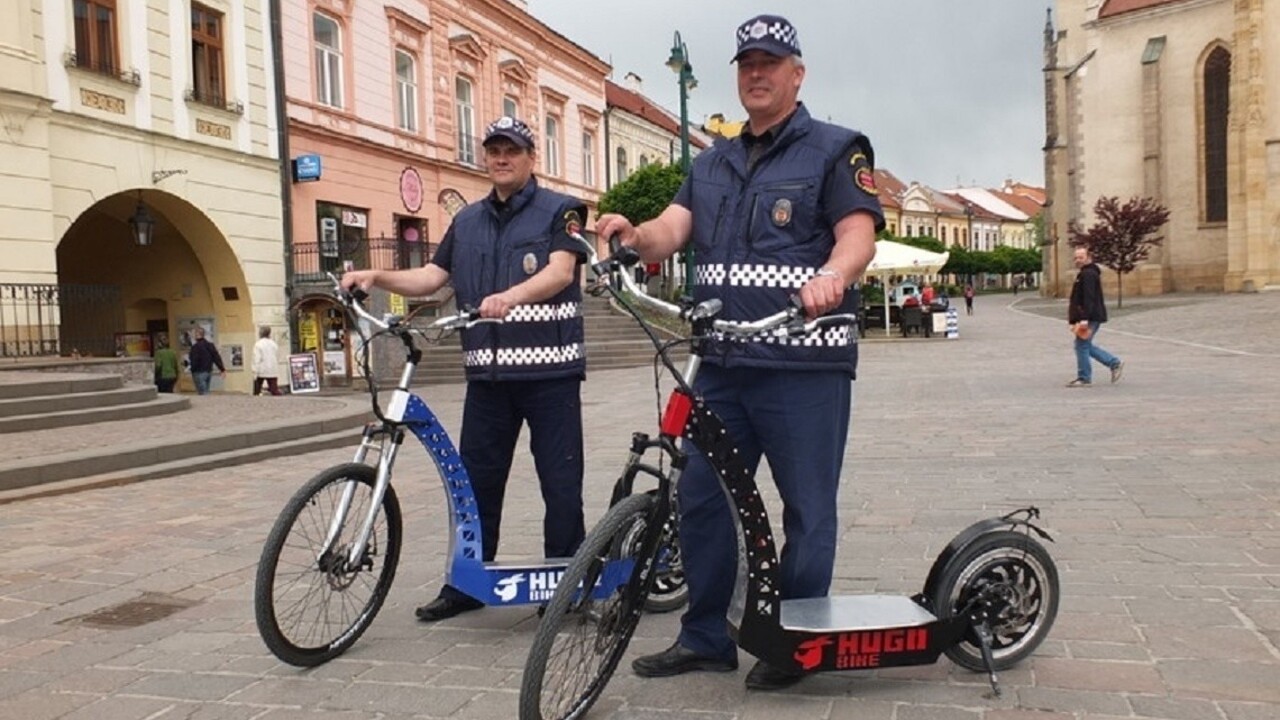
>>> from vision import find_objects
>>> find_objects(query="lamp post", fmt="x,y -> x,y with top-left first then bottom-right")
667,31 -> 697,294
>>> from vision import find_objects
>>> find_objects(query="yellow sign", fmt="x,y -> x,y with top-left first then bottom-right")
298,315 -> 319,351
388,293 -> 406,316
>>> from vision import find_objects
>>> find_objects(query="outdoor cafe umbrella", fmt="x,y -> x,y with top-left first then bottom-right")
864,240 -> 951,332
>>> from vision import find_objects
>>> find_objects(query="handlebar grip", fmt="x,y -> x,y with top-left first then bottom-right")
349,287 -> 369,303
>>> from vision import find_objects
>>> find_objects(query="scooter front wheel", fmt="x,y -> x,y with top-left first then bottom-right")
931,530 -> 1058,672
254,463 -> 402,666
520,492 -> 656,720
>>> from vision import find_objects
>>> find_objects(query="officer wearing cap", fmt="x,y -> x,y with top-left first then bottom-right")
343,116 -> 589,622
596,14 -> 883,690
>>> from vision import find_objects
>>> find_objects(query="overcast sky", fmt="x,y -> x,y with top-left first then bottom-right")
527,0 -> 1051,191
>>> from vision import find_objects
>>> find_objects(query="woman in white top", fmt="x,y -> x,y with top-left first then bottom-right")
252,326 -> 283,395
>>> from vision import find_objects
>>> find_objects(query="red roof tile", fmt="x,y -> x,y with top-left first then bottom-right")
605,81 -> 707,150
1099,0 -> 1184,19
990,190 -> 1044,219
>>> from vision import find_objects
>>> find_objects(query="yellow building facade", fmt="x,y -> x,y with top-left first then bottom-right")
1044,0 -> 1277,296
1,0 -> 285,392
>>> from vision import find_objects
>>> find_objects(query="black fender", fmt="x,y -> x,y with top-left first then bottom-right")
917,507 -> 1054,612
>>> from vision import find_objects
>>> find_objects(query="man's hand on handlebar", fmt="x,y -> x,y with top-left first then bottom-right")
798,270 -> 846,320
341,270 -> 381,296
478,292 -> 516,319
594,214 -> 639,249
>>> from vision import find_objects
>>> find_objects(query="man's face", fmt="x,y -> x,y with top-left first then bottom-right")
736,50 -> 804,120
484,138 -> 535,195
1073,248 -> 1089,268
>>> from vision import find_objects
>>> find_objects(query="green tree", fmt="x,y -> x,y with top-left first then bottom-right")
597,163 -> 685,223
1068,195 -> 1170,307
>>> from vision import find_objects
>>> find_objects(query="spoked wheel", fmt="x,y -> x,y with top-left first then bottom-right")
255,463 -> 402,666
932,530 -> 1059,672
629,492 -> 685,613
520,493 -> 657,720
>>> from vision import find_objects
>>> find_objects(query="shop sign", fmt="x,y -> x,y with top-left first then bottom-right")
292,154 -> 322,182
400,167 -> 424,213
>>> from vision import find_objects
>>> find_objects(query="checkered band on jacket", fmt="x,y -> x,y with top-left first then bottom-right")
713,324 -> 853,348
447,179 -> 587,382
683,105 -> 862,375
464,343 -> 584,368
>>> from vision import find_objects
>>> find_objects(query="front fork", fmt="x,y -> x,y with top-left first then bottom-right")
316,423 -> 402,571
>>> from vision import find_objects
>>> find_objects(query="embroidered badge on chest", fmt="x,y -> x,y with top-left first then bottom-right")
771,198 -> 793,227
523,253 -> 539,275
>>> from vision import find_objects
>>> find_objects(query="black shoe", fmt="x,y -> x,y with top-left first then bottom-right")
414,595 -> 483,622
744,659 -> 805,691
632,642 -> 738,678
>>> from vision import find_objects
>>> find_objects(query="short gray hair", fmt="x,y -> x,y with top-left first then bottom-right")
259,326 -> 272,338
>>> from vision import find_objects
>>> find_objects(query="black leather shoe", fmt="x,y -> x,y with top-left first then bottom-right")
632,642 -> 738,678
744,659 -> 805,691
414,595 -> 483,622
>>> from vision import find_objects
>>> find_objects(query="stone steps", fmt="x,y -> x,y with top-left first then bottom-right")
0,373 -> 189,433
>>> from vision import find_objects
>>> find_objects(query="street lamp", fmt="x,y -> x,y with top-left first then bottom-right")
667,30 -> 697,294
128,194 -> 156,247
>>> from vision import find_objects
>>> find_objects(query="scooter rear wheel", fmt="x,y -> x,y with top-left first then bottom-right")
931,530 -> 1058,672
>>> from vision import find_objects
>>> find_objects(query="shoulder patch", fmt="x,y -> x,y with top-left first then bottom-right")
850,152 -> 878,196
563,210 -> 582,235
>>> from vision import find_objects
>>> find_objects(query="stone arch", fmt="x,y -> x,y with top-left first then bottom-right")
55,189 -> 251,384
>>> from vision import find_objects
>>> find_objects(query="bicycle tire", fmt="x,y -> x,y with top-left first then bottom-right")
519,493 -> 657,720
931,530 -> 1059,672
254,463 -> 402,666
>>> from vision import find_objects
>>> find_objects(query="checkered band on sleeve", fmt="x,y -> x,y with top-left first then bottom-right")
713,324 -> 853,348
503,302 -> 581,323
464,343 -> 584,368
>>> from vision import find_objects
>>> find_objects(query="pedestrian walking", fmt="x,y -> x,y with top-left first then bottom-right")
252,326 -> 283,396
963,283 -> 975,315
153,340 -> 179,393
1067,246 -> 1123,387
187,327 -> 225,395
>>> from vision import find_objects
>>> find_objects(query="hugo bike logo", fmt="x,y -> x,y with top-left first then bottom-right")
494,570 -> 567,603
793,628 -> 930,670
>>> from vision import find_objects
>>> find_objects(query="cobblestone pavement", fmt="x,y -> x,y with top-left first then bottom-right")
1,291 -> 1278,719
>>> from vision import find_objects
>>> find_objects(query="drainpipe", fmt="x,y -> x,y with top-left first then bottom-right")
268,0 -> 297,352
603,111 -> 612,189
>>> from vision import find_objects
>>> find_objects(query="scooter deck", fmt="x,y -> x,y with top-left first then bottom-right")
780,594 -> 937,633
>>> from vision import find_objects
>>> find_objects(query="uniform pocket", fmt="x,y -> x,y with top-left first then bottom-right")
751,181 -> 818,254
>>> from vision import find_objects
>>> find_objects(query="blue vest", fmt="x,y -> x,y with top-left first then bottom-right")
448,180 -> 586,382
686,106 -> 864,375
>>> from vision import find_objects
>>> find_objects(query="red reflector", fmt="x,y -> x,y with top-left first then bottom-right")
660,391 -> 694,437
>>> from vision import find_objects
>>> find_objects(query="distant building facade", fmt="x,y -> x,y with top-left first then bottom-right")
281,0 -> 609,386
1044,0 -> 1278,296
605,74 -> 707,187
1,0 -> 285,392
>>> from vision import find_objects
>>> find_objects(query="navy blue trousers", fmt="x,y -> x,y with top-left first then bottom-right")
675,366 -> 852,661
441,377 -> 585,601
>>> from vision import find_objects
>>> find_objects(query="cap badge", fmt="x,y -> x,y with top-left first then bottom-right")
749,21 -> 768,39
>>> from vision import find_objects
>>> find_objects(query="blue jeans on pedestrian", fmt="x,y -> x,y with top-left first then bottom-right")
192,371 -> 212,395
1074,322 -> 1120,383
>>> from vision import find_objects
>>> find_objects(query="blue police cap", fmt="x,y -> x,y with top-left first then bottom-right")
483,116 -> 535,150
732,14 -> 801,63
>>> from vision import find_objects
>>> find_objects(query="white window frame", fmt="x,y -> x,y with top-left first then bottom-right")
544,115 -> 561,176
616,146 -> 628,182
455,76 -> 476,165
582,131 -> 595,187
313,12 -> 343,108
394,49 -> 417,132
503,95 -> 519,119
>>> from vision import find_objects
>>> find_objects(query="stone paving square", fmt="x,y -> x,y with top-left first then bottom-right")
1,291 -> 1278,719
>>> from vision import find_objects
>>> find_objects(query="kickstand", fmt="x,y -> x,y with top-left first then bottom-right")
974,622 -> 1002,698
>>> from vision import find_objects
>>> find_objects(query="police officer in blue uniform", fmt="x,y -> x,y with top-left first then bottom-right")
595,14 -> 883,690
343,116 -> 589,622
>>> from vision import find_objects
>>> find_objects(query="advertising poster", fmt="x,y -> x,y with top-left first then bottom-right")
289,353 -> 321,393
227,344 -> 244,371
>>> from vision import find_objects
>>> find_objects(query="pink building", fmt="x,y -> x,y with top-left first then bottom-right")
280,0 -> 609,386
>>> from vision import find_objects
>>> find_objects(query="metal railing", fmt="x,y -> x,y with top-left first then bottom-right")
292,236 -> 433,284
0,284 -> 122,358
